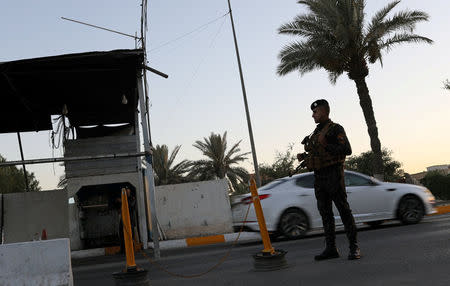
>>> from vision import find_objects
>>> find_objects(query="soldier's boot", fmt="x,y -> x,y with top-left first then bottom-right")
348,242 -> 361,260
314,243 -> 339,261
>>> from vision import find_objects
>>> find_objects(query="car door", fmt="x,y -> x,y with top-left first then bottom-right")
344,172 -> 391,222
294,174 -> 322,228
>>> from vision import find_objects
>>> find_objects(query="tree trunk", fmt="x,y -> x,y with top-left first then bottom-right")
354,77 -> 384,179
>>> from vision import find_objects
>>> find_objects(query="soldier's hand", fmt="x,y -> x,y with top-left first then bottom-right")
297,153 -> 305,162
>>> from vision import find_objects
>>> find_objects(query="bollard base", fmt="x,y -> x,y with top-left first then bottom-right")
252,249 -> 288,272
112,268 -> 150,286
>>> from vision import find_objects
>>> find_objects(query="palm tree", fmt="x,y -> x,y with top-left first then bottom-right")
444,79 -> 450,90
277,0 -> 432,178
189,132 -> 250,193
152,144 -> 190,186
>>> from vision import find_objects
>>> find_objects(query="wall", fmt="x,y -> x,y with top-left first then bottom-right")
155,179 -> 233,239
0,238 -> 73,286
0,193 -> 3,243
3,190 -> 68,243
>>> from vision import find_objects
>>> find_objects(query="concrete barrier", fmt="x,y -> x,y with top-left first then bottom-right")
3,190 -> 68,244
1,193 -> 3,243
0,238 -> 73,286
156,179 -> 234,239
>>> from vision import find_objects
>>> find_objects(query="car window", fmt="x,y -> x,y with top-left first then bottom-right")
259,179 -> 289,191
295,175 -> 315,189
345,173 -> 373,187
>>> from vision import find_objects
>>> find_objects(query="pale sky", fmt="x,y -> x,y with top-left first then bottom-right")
1,0 -> 449,190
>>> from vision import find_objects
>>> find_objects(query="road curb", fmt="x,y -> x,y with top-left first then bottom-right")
71,232 -> 261,259
434,204 -> 450,215
148,232 -> 262,250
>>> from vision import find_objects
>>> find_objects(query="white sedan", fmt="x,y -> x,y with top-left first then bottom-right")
232,170 -> 436,239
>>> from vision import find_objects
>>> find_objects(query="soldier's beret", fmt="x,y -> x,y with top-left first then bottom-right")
310,99 -> 329,110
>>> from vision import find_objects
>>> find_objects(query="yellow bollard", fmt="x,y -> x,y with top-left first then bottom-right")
112,189 -> 149,284
121,188 -> 136,269
249,176 -> 275,255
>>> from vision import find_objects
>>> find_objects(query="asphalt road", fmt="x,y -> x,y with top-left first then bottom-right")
73,214 -> 450,286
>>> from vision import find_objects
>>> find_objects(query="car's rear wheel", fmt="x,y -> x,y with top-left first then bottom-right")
278,209 -> 309,239
397,195 -> 424,224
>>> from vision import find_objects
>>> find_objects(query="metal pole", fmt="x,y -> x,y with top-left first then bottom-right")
227,0 -> 261,186
0,152 -> 147,167
16,132 -> 30,192
137,75 -> 160,259
134,109 -> 149,251
61,17 -> 138,40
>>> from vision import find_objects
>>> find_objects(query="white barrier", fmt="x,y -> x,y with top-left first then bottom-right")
0,238 -> 73,286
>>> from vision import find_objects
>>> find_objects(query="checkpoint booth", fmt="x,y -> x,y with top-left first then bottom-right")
0,49 -> 159,251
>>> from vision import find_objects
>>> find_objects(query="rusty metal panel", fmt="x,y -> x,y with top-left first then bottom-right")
64,135 -> 138,178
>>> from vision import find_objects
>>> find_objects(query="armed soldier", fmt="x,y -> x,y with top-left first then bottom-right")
298,99 -> 361,260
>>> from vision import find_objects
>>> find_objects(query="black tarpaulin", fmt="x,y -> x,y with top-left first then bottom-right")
0,49 -> 144,133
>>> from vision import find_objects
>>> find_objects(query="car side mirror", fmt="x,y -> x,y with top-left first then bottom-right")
369,180 -> 378,186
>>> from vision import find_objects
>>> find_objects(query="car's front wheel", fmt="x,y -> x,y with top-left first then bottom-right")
278,208 -> 309,239
397,195 -> 425,224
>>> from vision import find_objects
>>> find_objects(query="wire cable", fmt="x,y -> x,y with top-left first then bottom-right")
168,14 -> 228,112
131,201 -> 252,278
149,12 -> 229,53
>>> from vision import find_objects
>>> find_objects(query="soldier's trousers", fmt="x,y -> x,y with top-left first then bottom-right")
314,164 -> 358,249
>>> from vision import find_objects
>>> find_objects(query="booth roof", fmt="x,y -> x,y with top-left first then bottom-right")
0,49 -> 144,133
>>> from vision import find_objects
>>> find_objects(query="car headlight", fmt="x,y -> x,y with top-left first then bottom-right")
423,188 -> 433,196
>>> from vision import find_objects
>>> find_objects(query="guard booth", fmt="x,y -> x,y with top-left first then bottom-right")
0,49 -> 159,251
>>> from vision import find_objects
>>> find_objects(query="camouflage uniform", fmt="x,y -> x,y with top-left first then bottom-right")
304,119 -> 358,251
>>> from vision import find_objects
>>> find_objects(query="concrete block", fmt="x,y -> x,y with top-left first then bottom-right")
1,193 -> 3,243
0,238 -> 73,286
3,190 -> 69,243
156,179 -> 233,239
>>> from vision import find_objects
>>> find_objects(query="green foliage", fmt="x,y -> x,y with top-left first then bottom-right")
259,144 -> 299,186
230,181 -> 251,196
152,145 -> 190,186
277,0 -> 432,81
420,171 -> 450,200
0,155 -> 41,193
345,149 -> 404,182
189,132 -> 250,193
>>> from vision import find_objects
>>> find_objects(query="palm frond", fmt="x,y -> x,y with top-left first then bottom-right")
365,1 -> 400,42
168,145 -> 181,167
380,33 -> 432,51
277,41 -> 321,76
152,144 -> 190,185
278,14 -> 330,38
365,6 -> 430,46
171,159 -> 190,174
328,71 -> 343,84
190,131 -> 249,184
382,10 -> 430,36
444,79 -> 450,90
224,140 -> 246,162
298,0 -> 340,30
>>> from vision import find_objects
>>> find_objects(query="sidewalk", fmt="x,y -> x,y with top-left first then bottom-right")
72,202 -> 450,260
